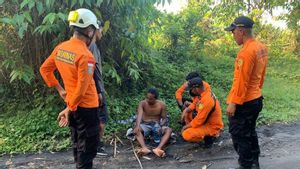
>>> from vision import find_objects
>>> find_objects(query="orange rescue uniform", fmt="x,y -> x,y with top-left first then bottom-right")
40,37 -> 99,111
227,38 -> 268,104
182,84 -> 224,142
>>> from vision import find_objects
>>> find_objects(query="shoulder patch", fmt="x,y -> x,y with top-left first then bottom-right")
88,60 -> 94,75
256,48 -> 268,58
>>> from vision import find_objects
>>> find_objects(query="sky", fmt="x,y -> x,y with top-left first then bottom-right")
155,0 -> 288,29
155,0 -> 188,14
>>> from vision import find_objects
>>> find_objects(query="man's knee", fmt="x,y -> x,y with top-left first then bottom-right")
164,128 -> 172,135
182,128 -> 206,142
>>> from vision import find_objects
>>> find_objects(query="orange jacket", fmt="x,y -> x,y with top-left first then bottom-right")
187,89 -> 223,130
40,37 -> 99,111
227,38 -> 268,105
175,81 -> 211,110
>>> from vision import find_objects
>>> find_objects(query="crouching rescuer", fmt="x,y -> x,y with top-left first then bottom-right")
181,77 -> 224,145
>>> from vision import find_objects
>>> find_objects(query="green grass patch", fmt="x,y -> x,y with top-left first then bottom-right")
257,54 -> 300,124
0,96 -> 70,155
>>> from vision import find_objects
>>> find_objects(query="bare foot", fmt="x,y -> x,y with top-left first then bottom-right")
137,148 -> 151,156
152,148 -> 166,157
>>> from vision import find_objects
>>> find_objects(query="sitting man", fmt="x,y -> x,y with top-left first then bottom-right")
181,77 -> 223,146
133,88 -> 172,157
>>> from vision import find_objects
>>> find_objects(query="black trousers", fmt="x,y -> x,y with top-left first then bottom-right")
69,107 -> 100,169
98,92 -> 108,124
229,97 -> 263,169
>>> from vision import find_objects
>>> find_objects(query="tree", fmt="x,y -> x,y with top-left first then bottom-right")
0,0 -> 171,94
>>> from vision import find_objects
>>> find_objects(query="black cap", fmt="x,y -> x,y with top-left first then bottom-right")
185,71 -> 200,81
224,16 -> 254,31
188,77 -> 203,89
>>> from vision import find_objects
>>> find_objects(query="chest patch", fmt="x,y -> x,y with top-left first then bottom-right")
238,59 -> 243,66
197,103 -> 203,110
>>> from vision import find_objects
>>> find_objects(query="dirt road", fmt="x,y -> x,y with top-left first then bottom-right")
1,120 -> 300,169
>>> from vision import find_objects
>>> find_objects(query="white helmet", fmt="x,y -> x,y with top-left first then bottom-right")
68,8 -> 99,29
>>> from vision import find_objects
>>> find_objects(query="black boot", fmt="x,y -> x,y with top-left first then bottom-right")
252,159 -> 260,169
204,136 -> 216,148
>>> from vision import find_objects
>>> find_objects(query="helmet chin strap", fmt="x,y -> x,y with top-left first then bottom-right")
75,28 -> 96,46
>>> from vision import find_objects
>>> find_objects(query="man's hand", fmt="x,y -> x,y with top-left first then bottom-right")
181,110 -> 187,124
57,107 -> 71,128
226,103 -> 236,117
59,90 -> 67,100
133,126 -> 140,135
183,101 -> 192,107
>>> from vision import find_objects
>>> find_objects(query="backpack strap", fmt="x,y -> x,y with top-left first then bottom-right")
204,92 -> 217,124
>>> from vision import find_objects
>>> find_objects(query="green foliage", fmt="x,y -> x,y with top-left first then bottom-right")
0,94 -> 69,154
0,0 -> 170,88
8,65 -> 34,84
0,0 -> 299,155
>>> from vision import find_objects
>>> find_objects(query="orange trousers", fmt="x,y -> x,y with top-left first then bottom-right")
182,125 -> 219,142
182,112 -> 219,142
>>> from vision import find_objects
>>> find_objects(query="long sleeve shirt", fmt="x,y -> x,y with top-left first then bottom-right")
227,38 -> 268,104
40,37 -> 99,111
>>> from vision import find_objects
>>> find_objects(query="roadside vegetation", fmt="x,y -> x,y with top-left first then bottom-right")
0,0 -> 299,154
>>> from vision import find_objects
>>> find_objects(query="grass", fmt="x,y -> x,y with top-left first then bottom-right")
258,55 -> 300,124
0,99 -> 71,155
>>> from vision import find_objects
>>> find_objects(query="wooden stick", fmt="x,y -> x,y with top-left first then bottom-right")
207,162 -> 213,168
130,141 -> 143,169
115,134 -> 124,145
113,138 -> 117,158
110,138 -> 114,145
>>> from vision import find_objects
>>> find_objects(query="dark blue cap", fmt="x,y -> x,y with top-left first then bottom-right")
185,71 -> 200,81
225,16 -> 254,31
188,77 -> 203,89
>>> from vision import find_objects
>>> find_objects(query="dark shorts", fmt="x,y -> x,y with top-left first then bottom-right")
98,92 -> 108,124
140,121 -> 169,144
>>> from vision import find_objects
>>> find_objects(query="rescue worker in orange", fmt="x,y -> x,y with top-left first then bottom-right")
40,8 -> 101,169
225,16 -> 268,169
175,71 -> 211,112
52,22 -> 108,156
176,72 -> 218,146
181,77 -> 223,145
